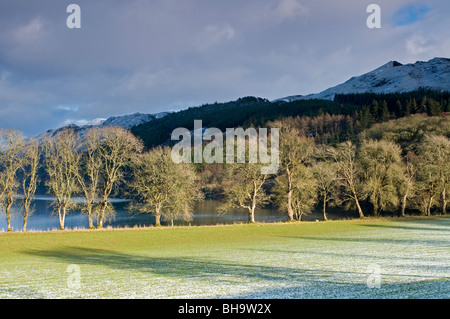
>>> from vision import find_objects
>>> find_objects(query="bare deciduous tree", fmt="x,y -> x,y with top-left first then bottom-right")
274,164 -> 318,221
76,128 -> 103,229
219,163 -> 269,223
359,139 -> 404,216
312,159 -> 340,221
417,135 -> 450,215
96,127 -> 143,228
21,138 -> 40,232
271,121 -> 315,221
399,152 -> 418,217
331,141 -> 365,218
43,129 -> 79,230
130,146 -> 202,227
0,129 -> 26,232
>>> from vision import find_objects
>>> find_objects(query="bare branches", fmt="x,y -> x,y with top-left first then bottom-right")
331,141 -> 365,218
0,129 -> 27,232
129,146 -> 202,226
219,163 -> 269,223
42,129 -> 80,230
21,138 -> 40,232
95,126 -> 144,228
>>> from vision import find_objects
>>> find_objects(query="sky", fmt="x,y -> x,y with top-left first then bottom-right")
0,0 -> 449,135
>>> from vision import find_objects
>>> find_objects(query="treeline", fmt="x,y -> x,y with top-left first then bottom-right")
0,126 -> 205,232
0,127 -> 143,231
131,90 -> 450,148
335,89 -> 450,118
266,114 -> 450,220
198,113 -> 450,222
1,112 -> 449,231
132,97 -> 338,147
0,124 -> 206,231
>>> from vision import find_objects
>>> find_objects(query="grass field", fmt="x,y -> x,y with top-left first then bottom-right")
0,217 -> 449,299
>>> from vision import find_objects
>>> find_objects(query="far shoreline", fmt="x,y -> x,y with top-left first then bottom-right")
0,214 -> 447,236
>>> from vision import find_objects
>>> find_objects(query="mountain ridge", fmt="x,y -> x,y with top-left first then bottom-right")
44,57 -> 449,138
274,57 -> 450,102
39,111 -> 171,138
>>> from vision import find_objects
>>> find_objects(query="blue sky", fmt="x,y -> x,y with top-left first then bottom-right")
0,0 -> 449,135
394,3 -> 430,26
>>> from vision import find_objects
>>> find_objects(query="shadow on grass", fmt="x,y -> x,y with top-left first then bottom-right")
241,248 -> 450,275
358,220 -> 450,232
0,287 -> 48,299
241,248 -> 426,262
22,246 -> 366,283
19,246 -> 450,298
225,280 -> 450,299
280,236 -> 449,247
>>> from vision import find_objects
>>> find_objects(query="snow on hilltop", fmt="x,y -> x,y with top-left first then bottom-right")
100,112 -> 170,129
274,57 -> 450,102
41,111 -> 170,138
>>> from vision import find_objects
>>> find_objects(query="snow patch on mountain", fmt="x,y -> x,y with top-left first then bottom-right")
40,111 -> 170,138
101,112 -> 169,129
274,57 -> 450,102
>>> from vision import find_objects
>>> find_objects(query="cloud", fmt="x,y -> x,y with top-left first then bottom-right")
406,35 -> 433,55
0,0 -> 448,135
12,17 -> 43,40
54,104 -> 80,112
274,0 -> 309,21
197,24 -> 236,50
394,3 -> 430,26
115,68 -> 173,92
11,17 -> 46,47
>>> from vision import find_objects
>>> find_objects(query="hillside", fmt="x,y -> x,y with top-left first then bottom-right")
131,90 -> 450,148
361,113 -> 450,153
39,112 -> 170,139
275,57 -> 450,102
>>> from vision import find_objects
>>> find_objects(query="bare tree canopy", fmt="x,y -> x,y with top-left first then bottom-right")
21,138 -> 40,232
95,126 -> 144,228
42,129 -> 79,230
130,146 -> 202,227
0,129 -> 27,232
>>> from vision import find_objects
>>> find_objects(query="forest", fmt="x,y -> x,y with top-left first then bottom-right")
0,90 -> 449,231
131,89 -> 450,147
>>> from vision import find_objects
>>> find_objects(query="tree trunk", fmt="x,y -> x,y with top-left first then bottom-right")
373,200 -> 379,217
249,182 -> 257,223
6,211 -> 12,232
23,207 -> 29,232
286,169 -> 294,221
442,188 -> 447,215
427,195 -> 434,216
351,185 -> 364,218
323,195 -> 328,221
401,194 -> 407,217
87,205 -> 95,229
298,209 -> 304,221
97,202 -> 106,228
6,195 -> 13,232
248,206 -> 255,223
154,207 -> 161,227
355,197 -> 364,218
287,189 -> 294,221
58,207 -> 65,230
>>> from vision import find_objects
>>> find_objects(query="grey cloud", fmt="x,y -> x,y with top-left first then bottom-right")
0,0 -> 448,135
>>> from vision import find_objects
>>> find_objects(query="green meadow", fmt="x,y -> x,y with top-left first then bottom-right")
0,217 -> 449,299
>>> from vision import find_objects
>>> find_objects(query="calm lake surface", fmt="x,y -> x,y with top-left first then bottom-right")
0,196 -> 359,232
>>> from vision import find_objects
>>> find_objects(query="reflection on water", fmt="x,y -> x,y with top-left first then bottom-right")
0,196 -> 358,232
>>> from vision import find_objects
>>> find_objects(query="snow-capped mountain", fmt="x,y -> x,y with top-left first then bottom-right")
99,111 -> 169,129
274,57 -> 450,102
41,111 -> 170,138
40,57 -> 450,139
